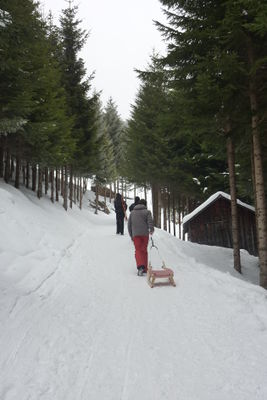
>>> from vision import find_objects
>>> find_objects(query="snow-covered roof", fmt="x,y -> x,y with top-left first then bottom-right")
183,191 -> 255,225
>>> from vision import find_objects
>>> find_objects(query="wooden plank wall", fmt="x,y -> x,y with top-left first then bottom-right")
187,198 -> 258,256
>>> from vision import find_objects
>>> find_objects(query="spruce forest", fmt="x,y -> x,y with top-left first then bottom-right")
1,1 -> 267,288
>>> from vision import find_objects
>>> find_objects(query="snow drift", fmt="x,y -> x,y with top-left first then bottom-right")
1,179 -> 267,400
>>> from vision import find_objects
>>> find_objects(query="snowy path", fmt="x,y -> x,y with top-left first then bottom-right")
1,183 -> 267,400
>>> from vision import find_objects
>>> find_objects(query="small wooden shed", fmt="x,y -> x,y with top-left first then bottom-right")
182,191 -> 257,256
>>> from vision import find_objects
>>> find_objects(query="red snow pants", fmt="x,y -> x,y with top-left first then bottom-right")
133,236 -> 149,271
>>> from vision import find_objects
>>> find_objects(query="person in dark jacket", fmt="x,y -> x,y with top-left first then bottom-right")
114,193 -> 127,235
129,196 -> 140,212
128,199 -> 154,275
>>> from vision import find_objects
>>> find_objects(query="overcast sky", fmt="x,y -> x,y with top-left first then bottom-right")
40,0 -> 167,120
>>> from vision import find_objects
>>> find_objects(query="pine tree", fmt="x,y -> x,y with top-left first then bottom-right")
0,0 -> 37,182
103,98 -> 124,177
126,55 -> 169,184
125,53 -> 226,224
0,0 -> 74,193
25,17 -> 74,170
59,4 -> 99,178
156,0 -> 267,285
93,100 -> 116,193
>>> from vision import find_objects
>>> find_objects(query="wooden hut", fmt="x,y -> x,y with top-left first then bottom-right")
182,191 -> 257,256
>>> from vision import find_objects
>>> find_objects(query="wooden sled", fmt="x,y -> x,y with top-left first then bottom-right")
147,261 -> 176,288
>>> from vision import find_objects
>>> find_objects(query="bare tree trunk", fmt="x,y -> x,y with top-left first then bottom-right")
69,166 -> 73,209
73,175 -> 76,204
250,93 -> 267,287
55,169 -> 59,202
182,197 -> 187,240
109,183 -> 112,203
178,196 -> 182,240
37,166 -> 43,199
250,150 -> 259,252
11,157 -> 14,180
104,185 -> 107,206
83,178 -> 86,194
61,166 -> 64,198
45,167 -> 49,195
50,169 -> 54,203
163,200 -> 167,231
4,147 -> 11,183
15,154 -> 20,189
63,165 -> 68,211
26,162 -> 30,188
247,37 -> 267,288
157,186 -> 162,229
151,183 -> 159,228
77,177 -> 80,203
32,165 -> 37,192
226,134 -> 241,273
167,191 -> 171,233
144,185 -> 147,202
22,164 -> 26,186
95,181 -> 99,214
79,177 -> 82,210
0,137 -> 4,178
172,193 -> 176,237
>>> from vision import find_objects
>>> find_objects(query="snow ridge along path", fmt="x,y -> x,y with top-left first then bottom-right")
1,180 -> 267,400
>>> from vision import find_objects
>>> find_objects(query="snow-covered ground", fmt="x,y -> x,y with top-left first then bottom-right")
1,179 -> 267,400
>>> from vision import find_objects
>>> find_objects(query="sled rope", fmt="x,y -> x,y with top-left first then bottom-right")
149,237 -> 165,267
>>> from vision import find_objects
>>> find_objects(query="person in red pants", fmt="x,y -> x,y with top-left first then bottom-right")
127,199 -> 154,276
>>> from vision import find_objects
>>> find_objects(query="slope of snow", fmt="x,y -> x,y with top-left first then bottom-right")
1,179 -> 267,400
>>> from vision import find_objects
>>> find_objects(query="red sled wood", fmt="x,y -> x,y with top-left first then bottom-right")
147,261 -> 176,288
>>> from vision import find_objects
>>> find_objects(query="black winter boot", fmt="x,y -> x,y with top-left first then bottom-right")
137,265 -> 145,276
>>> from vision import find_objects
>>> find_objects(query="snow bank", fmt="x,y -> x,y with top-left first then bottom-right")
1,180 -> 267,400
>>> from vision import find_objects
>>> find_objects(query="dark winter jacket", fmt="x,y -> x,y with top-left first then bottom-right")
114,194 -> 127,218
128,204 -> 154,238
129,196 -> 140,212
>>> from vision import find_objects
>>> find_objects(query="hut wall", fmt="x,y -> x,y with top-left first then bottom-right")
187,198 -> 257,255
239,207 -> 257,256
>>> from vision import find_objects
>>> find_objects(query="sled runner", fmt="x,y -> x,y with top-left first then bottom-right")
147,238 -> 176,288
